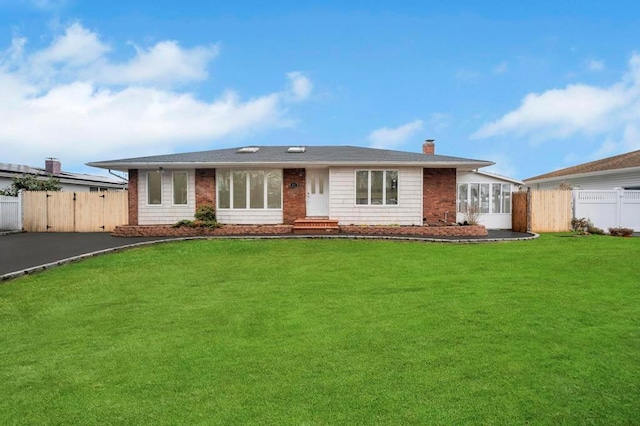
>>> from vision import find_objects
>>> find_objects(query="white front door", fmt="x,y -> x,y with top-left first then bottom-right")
306,169 -> 330,217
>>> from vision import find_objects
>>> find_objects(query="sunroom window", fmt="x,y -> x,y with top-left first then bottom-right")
355,170 -> 398,205
217,169 -> 282,209
458,182 -> 511,213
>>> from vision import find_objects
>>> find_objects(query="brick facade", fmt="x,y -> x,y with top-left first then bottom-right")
128,169 -> 138,225
282,168 -> 306,224
423,168 -> 457,225
195,168 -> 216,208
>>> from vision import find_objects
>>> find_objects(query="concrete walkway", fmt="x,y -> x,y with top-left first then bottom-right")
0,230 -> 536,282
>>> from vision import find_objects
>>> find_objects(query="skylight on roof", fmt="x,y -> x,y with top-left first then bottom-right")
237,147 -> 260,153
287,146 -> 306,153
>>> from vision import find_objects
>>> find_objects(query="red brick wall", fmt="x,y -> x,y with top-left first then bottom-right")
112,224 -> 486,238
283,168 -> 306,224
340,225 -> 486,237
195,169 -> 216,208
128,169 -> 138,225
112,224 -> 294,237
423,168 -> 457,225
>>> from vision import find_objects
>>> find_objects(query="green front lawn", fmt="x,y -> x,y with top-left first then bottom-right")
1,235 -> 639,424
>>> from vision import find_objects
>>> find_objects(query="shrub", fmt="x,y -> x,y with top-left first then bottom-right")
194,205 -> 216,222
571,217 -> 593,235
0,174 -> 62,197
463,206 -> 482,226
608,227 -> 634,237
587,226 -> 605,235
172,219 -> 194,228
172,205 -> 220,229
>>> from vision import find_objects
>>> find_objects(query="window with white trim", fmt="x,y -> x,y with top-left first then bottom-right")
458,182 -> 511,213
173,172 -> 188,205
147,171 -> 162,205
217,169 -> 282,209
355,170 -> 398,205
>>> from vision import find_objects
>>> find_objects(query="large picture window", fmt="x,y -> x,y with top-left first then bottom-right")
355,170 -> 398,205
217,169 -> 282,209
458,182 -> 511,214
147,171 -> 162,205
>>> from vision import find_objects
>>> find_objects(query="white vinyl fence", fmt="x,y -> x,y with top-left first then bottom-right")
573,189 -> 640,231
0,193 -> 22,231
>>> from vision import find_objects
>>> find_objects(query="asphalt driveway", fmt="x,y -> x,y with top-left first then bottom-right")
0,232 -> 173,278
0,230 -> 537,281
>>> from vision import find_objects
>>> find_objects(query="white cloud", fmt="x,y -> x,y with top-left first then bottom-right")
31,22 -> 108,67
454,69 -> 480,82
286,71 -> 313,101
368,120 -> 424,149
473,52 -> 640,146
494,61 -> 508,74
586,58 -> 605,72
0,23 -> 312,170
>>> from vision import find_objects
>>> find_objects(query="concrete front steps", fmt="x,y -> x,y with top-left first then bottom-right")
293,218 -> 340,234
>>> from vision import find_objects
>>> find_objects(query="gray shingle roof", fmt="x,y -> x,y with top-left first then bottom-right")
524,149 -> 640,182
0,162 -> 127,186
87,145 -> 493,170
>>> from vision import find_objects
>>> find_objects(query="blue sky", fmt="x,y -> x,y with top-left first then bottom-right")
1,0 -> 640,179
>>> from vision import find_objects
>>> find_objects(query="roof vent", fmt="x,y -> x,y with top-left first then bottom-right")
237,147 -> 260,153
287,146 -> 306,153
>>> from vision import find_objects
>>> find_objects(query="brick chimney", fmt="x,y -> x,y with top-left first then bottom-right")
422,139 -> 435,155
45,158 -> 61,175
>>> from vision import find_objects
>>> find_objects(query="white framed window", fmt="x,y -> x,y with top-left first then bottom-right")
355,170 -> 398,205
172,172 -> 188,205
217,169 -> 282,209
458,182 -> 512,213
147,171 -> 162,205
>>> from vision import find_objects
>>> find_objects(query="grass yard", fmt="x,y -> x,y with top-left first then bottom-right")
1,235 -> 639,424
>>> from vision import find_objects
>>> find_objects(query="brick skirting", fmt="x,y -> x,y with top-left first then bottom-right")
339,225 -> 487,237
112,224 -> 487,238
112,225 -> 295,237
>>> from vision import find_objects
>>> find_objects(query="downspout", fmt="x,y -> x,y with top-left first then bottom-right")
108,169 -> 128,191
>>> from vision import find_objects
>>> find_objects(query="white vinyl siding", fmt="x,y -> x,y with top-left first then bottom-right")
527,168 -> 640,190
330,167 -> 422,225
138,170 -> 195,225
216,209 -> 283,225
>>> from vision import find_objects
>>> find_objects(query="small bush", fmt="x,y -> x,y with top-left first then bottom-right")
464,206 -> 482,226
172,219 -> 194,228
587,226 -> 605,235
172,205 -> 220,229
571,217 -> 593,235
194,205 -> 216,222
608,227 -> 634,237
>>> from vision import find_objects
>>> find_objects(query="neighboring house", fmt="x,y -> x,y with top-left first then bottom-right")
524,150 -> 640,190
0,158 -> 128,193
456,170 -> 523,229
87,141 -> 499,227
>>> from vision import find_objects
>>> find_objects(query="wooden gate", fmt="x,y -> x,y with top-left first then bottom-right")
511,190 -> 572,233
511,192 -> 528,232
23,191 -> 128,232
